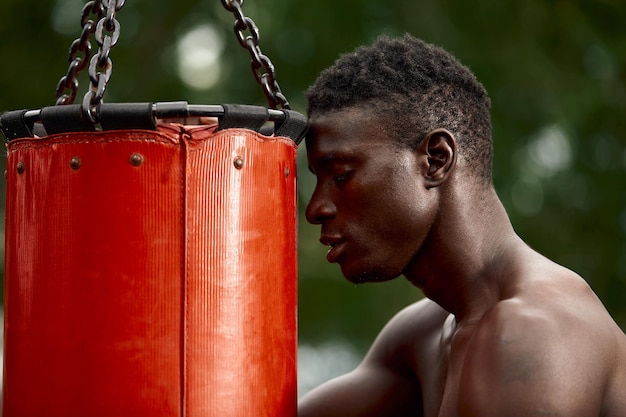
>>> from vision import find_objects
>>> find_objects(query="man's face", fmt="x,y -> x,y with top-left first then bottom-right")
305,108 -> 439,283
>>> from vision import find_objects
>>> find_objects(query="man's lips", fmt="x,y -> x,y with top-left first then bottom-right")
319,235 -> 344,263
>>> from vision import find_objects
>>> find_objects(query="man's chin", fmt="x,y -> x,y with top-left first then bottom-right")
340,265 -> 400,284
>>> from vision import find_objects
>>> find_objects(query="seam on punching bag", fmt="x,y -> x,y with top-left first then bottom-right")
180,129 -> 190,417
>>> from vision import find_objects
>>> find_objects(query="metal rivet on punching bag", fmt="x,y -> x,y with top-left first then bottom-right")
234,157 -> 244,169
16,161 -> 25,174
130,153 -> 144,167
70,157 -> 82,170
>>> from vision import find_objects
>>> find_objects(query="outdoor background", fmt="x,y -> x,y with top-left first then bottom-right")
0,0 -> 625,396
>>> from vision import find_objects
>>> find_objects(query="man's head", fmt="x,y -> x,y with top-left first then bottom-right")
306,34 -> 493,183
304,35 -> 497,283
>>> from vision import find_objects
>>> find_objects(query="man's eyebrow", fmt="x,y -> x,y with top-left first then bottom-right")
320,153 -> 355,165
308,153 -> 355,174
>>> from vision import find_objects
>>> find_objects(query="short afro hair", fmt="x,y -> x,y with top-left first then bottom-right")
306,34 -> 493,183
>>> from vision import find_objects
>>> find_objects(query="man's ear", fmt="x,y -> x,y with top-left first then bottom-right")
417,128 -> 457,188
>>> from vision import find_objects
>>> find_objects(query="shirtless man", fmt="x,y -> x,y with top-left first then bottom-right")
299,34 -> 626,417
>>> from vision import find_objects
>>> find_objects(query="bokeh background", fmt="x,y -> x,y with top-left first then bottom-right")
1,0 -> 625,397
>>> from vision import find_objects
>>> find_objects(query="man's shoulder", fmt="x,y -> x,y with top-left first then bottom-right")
460,275 -> 626,416
472,272 -> 617,359
364,298 -> 448,368
381,298 -> 449,341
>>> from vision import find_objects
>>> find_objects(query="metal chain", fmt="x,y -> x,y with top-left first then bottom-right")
82,0 -> 125,123
57,0 -> 287,115
221,0 -> 291,110
55,1 -> 104,106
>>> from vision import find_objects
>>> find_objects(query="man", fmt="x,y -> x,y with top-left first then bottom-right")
299,34 -> 626,417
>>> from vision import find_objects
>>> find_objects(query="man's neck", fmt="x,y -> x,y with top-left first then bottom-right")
404,186 -> 526,324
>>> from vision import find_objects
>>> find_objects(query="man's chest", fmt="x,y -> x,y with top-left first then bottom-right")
411,319 -> 476,417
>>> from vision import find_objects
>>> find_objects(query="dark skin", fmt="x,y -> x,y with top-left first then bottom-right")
299,106 -> 626,417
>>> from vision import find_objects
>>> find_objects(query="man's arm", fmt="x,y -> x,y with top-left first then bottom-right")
299,298 -> 447,417
298,360 -> 420,417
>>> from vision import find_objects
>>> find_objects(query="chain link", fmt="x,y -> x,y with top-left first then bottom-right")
57,0 -> 287,116
55,1 -> 104,106
221,0 -> 291,110
82,0 -> 124,123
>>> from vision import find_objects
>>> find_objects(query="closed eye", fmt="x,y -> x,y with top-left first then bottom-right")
333,170 -> 353,184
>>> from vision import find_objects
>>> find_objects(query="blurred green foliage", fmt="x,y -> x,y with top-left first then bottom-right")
0,0 -> 624,355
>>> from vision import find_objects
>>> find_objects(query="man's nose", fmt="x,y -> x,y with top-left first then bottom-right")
305,186 -> 336,225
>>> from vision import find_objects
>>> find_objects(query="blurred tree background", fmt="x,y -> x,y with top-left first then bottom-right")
0,0 -> 625,386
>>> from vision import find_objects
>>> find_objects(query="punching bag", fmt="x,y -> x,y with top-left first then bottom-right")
1,104 -> 304,416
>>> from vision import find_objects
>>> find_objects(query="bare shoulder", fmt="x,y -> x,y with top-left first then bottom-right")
364,297 -> 449,368
461,266 -> 626,416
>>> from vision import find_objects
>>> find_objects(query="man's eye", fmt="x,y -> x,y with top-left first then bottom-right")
333,171 -> 352,183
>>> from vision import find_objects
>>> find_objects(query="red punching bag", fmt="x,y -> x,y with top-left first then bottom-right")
1,103 -> 306,416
